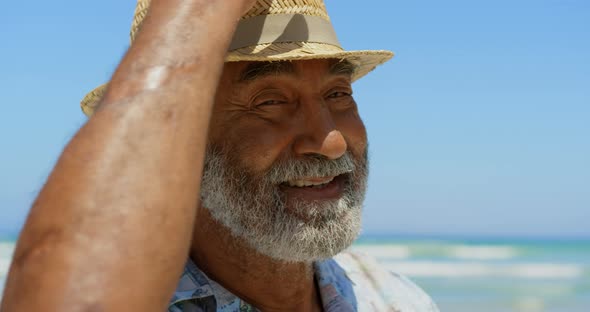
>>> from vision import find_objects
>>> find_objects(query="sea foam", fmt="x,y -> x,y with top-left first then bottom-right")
382,261 -> 584,279
351,245 -> 411,259
449,245 -> 518,260
0,242 -> 15,298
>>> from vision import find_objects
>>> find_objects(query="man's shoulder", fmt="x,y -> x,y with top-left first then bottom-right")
332,250 -> 440,312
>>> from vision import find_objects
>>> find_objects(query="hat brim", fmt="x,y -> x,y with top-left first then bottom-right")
81,42 -> 393,116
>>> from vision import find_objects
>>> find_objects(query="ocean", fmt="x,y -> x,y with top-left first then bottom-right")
1,236 -> 589,311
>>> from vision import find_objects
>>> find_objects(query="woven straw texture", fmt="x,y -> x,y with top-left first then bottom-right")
81,0 -> 393,116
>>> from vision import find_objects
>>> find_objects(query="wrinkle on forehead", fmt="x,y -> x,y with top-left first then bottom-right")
238,61 -> 296,82
234,59 -> 356,84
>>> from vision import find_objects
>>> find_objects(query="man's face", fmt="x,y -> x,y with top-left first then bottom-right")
200,59 -> 369,262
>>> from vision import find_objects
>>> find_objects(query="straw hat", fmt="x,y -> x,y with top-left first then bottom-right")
80,0 -> 394,116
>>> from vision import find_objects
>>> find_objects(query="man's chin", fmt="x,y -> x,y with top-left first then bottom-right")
252,204 -> 362,262
205,202 -> 362,263
283,198 -> 342,223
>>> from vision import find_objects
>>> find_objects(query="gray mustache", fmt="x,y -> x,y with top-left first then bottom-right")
267,153 -> 356,184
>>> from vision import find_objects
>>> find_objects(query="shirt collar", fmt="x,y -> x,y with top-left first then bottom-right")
315,258 -> 357,311
169,259 -> 215,306
169,258 -> 357,311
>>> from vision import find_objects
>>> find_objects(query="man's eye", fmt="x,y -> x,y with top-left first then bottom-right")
256,99 -> 284,106
328,91 -> 351,99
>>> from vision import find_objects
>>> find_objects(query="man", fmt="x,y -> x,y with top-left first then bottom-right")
1,0 -> 438,311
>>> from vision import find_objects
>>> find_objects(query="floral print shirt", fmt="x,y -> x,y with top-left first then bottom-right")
168,251 -> 439,312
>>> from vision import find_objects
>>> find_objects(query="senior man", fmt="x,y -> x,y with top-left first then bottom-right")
1,0 -> 438,311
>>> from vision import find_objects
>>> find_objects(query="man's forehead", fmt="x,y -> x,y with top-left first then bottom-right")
226,59 -> 357,83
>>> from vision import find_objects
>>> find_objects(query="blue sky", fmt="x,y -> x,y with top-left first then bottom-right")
0,0 -> 588,238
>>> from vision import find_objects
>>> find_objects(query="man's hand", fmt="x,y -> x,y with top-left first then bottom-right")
241,0 -> 258,15
104,0 -> 256,104
1,0 -> 255,311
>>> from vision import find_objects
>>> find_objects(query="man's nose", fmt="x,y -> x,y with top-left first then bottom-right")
293,106 -> 348,160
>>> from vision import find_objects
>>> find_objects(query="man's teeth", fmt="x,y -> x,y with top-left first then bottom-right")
286,177 -> 335,187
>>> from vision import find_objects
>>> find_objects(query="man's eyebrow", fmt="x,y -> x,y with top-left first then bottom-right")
329,60 -> 357,77
238,61 -> 295,82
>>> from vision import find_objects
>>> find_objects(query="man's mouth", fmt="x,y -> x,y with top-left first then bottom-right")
280,174 -> 347,200
285,176 -> 335,188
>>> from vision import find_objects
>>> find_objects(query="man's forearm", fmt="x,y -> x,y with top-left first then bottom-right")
1,1 -> 249,311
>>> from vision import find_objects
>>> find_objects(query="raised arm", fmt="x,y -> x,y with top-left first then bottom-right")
1,0 -> 255,310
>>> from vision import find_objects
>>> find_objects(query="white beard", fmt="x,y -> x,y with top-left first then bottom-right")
199,147 -> 368,263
